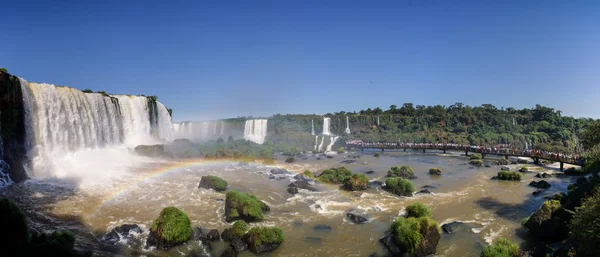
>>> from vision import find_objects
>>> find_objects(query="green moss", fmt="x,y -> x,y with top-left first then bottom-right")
520,166 -> 529,172
302,170 -> 315,179
391,216 -> 440,253
470,159 -> 484,166
0,68 -> 7,73
0,198 -> 29,250
406,202 -> 432,218
384,177 -> 415,196
244,227 -> 284,251
470,153 -> 483,160
429,168 -> 442,175
517,159 -> 528,164
525,200 -> 561,230
285,157 -> 295,163
387,166 -> 415,179
343,173 -> 369,191
226,190 -> 268,222
232,221 -> 248,238
497,171 -> 522,181
374,152 -> 380,157
82,89 -> 93,93
480,238 -> 520,257
318,167 -> 353,184
337,147 -> 345,153
150,207 -> 193,244
203,175 -> 228,191
521,216 -> 529,226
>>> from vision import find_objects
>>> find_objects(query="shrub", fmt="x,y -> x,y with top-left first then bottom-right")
337,147 -> 345,154
470,159 -> 484,167
564,167 -> 585,176
244,227 -> 285,253
318,167 -> 352,184
232,221 -> 248,238
199,175 -> 228,192
497,159 -> 510,165
388,166 -> 416,179
470,153 -> 483,160
391,216 -> 440,253
517,159 -> 528,164
150,207 -> 193,245
406,202 -> 432,218
384,177 -> 414,197
0,68 -> 7,73
497,171 -> 522,181
82,89 -> 93,93
570,188 -> 600,256
428,168 -> 442,175
96,91 -> 109,97
480,238 -> 520,257
285,157 -> 295,163
520,166 -> 529,172
225,190 -> 269,222
374,152 -> 380,158
343,174 -> 369,191
302,170 -> 315,179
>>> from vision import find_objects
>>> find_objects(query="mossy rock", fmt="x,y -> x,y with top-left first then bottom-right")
374,152 -> 380,157
406,202 -> 432,218
285,157 -> 295,163
470,159 -> 484,167
317,167 -> 352,184
381,215 -> 440,256
0,198 -> 29,251
517,159 -> 528,164
337,147 -> 345,154
481,238 -> 520,257
470,153 -> 483,160
496,171 -> 522,181
244,227 -> 284,254
302,170 -> 315,179
198,175 -> 228,192
384,178 -> 414,197
225,190 -> 270,223
342,174 -> 368,191
524,200 -> 570,243
146,207 -> 193,249
428,168 -> 442,175
387,166 -> 416,179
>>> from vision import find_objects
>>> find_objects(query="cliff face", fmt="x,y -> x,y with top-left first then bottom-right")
0,71 -> 29,182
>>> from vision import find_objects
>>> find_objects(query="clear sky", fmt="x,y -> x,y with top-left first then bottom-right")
2,1 -> 599,122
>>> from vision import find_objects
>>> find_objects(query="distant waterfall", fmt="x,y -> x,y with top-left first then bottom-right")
326,136 -> 339,152
244,119 -> 268,144
311,120 -> 315,135
345,116 -> 350,134
322,117 -> 331,136
220,120 -> 225,135
314,136 -> 319,151
318,136 -> 326,152
377,116 -> 380,126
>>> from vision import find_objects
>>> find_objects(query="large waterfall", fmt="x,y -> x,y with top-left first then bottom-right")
345,116 -> 350,134
243,119 -> 268,144
311,120 -> 315,135
322,117 -> 331,136
18,80 -> 173,180
173,120 -> 227,141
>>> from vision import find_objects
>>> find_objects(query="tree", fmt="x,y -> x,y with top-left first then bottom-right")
570,188 -> 600,256
582,122 -> 600,150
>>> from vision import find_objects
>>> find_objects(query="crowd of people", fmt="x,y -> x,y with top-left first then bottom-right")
345,140 -> 583,164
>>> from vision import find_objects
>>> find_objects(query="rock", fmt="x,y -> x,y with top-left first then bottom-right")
347,213 -> 369,224
484,163 -> 492,167
343,174 -> 369,191
368,180 -> 384,186
231,238 -> 248,252
103,224 -> 142,245
313,225 -> 333,231
314,204 -> 323,210
416,189 -> 432,194
379,224 -> 440,257
325,152 -> 337,158
422,185 -> 436,189
365,170 -> 375,174
288,181 -> 317,192
243,227 -> 284,254
304,236 -> 322,243
293,174 -> 313,183
269,174 -> 288,180
220,246 -> 238,257
270,168 -> 290,175
316,157 -> 322,160
146,207 -> 193,249
529,180 -> 551,189
134,144 -> 171,157
533,189 -> 545,196
287,187 -> 299,195
221,229 -> 234,242
524,200 -> 571,243
441,223 -> 454,234
194,228 -> 220,243
340,160 -> 356,164
491,176 -> 498,180
224,191 -> 270,223
536,173 -> 552,178
0,198 -> 32,250
500,166 -> 510,171
198,175 -> 228,192
519,167 -> 528,172
440,221 -> 481,236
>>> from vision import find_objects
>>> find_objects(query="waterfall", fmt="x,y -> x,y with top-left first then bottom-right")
311,120 -> 315,135
326,136 -> 339,152
19,81 -> 173,180
220,120 -> 225,135
322,117 -> 331,136
0,117 -> 10,186
318,136 -> 326,152
314,136 -> 319,151
345,116 -> 350,134
377,116 -> 380,126
243,119 -> 268,144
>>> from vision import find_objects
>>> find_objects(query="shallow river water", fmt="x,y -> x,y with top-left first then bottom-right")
0,150 -> 578,257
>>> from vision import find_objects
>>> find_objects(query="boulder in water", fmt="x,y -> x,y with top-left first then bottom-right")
533,189 -> 545,196
270,168 -> 290,175
342,174 -> 369,191
365,170 -> 375,174
221,246 -> 238,257
243,227 -> 284,254
369,180 -> 384,187
340,159 -> 356,164
134,144 -> 171,157
193,227 -> 220,243
347,213 -> 369,224
500,166 -> 510,171
416,189 -> 432,195
103,224 -> 142,245
287,187 -> 299,195
325,152 -> 337,158
231,237 -> 248,253
380,217 -> 440,257
529,180 -> 551,189
536,173 -> 552,178
0,198 -> 29,251
422,185 -> 436,189
304,236 -> 322,243
224,191 -> 270,223
524,200 -> 570,243
288,181 -> 317,192
198,175 -> 228,192
146,207 -> 193,249
313,225 -> 333,231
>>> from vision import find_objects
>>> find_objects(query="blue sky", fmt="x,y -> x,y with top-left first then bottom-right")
2,1 -> 599,121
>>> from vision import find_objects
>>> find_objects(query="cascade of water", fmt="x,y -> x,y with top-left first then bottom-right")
311,120 -> 315,135
318,136 -> 326,152
314,136 -> 319,151
326,136 -> 339,152
243,119 -> 268,144
322,117 -> 331,136
345,116 -> 350,134
377,116 -> 380,126
220,120 -> 225,135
